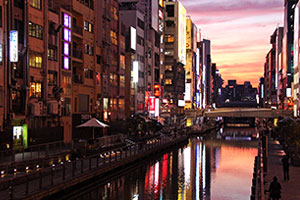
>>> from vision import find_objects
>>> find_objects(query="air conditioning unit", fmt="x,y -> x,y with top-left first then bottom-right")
48,102 -> 59,115
30,103 -> 41,116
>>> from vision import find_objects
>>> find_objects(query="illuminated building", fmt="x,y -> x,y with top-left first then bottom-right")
200,39 -> 212,108
294,2 -> 300,116
164,1 -> 186,117
282,0 -> 298,109
184,17 -> 198,109
119,0 -> 162,118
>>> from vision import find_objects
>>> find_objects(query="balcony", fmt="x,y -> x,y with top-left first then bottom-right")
73,49 -> 83,60
72,25 -> 83,36
73,74 -> 83,84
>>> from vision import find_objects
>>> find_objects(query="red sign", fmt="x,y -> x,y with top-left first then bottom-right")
149,97 -> 155,111
154,84 -> 161,97
145,91 -> 149,111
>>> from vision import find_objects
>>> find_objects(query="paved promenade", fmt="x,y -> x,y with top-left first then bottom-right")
264,139 -> 300,200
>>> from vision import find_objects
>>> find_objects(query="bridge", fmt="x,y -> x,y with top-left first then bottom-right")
185,108 -> 293,118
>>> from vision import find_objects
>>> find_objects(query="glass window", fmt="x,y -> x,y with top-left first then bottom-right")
29,22 -> 43,39
165,79 -> 172,85
30,0 -> 41,9
29,82 -> 42,98
29,52 -> 43,68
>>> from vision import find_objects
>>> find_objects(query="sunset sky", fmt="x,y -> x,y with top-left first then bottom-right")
180,0 -> 283,87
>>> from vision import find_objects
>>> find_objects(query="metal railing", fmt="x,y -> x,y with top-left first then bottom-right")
0,141 -> 72,165
0,135 -> 187,199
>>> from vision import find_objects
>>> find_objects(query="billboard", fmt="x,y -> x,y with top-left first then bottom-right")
149,97 -> 155,111
186,18 -> 191,50
184,83 -> 191,101
133,61 -> 139,83
192,23 -> 197,53
196,48 -> 200,76
155,98 -> 159,117
177,2 -> 186,65
151,0 -> 159,31
10,30 -> 18,62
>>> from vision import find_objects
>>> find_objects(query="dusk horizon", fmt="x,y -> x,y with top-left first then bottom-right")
181,0 -> 283,87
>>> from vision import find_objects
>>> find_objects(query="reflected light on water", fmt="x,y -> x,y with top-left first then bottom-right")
71,131 -> 258,200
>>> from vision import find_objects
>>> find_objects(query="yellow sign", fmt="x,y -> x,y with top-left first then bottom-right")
159,0 -> 163,7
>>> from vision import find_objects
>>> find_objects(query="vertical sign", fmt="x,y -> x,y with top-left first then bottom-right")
155,98 -> 159,117
23,124 -> 28,149
10,31 -> 18,62
133,61 -> 139,83
130,26 -> 136,51
149,97 -> 155,111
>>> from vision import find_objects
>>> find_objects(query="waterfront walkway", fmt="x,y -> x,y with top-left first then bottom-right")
264,139 -> 300,200
0,135 -> 188,200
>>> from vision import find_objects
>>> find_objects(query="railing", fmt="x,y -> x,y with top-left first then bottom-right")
0,135 -> 187,199
72,49 -> 83,60
0,141 -> 71,166
72,25 -> 83,36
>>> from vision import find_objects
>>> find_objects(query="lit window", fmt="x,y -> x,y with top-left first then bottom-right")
29,22 -> 43,39
29,52 -> 42,68
63,28 -> 71,42
165,79 -> 172,85
30,0 -> 41,9
29,82 -> 42,98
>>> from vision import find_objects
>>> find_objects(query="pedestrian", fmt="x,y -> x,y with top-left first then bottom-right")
268,176 -> 281,200
281,155 -> 290,181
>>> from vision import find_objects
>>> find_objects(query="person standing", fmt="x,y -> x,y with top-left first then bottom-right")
269,176 -> 282,200
281,155 -> 290,181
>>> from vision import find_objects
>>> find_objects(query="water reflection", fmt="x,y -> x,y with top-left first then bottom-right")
71,130 -> 257,200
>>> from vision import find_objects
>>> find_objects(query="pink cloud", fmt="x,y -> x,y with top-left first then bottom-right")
181,0 -> 283,87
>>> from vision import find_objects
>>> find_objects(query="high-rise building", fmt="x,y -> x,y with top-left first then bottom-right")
163,1 -> 186,116
200,39 -> 211,108
184,17 -> 197,109
282,0 -> 298,109
294,2 -> 300,116
119,0 -> 162,118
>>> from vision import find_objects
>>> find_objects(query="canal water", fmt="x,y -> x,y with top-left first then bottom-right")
65,129 -> 258,200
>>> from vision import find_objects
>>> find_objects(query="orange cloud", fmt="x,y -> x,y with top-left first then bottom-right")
181,0 -> 283,87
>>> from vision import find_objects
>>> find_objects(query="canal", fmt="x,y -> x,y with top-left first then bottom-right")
59,129 -> 258,200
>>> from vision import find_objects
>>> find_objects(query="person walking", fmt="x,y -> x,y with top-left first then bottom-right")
281,155 -> 290,181
268,176 -> 282,200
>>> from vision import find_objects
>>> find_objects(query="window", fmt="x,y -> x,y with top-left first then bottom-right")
166,20 -> 175,27
97,55 -> 101,64
30,0 -> 41,9
155,68 -> 160,83
84,68 -> 94,79
165,79 -> 172,85
120,55 -> 125,70
155,53 -> 160,67
48,71 -> 57,85
165,65 -> 172,71
111,6 -> 118,20
165,34 -> 174,43
29,22 -> 43,39
120,75 -> 125,88
0,6 -> 2,27
137,35 -> 144,46
30,82 -> 42,98
76,0 -> 94,9
137,18 -> 144,30
119,98 -> 124,110
29,52 -> 43,68
110,31 -> 118,45
166,5 -> 174,17
84,21 -> 93,33
139,71 -> 144,78
62,97 -> 71,116
48,47 -> 57,60
84,44 -> 94,56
